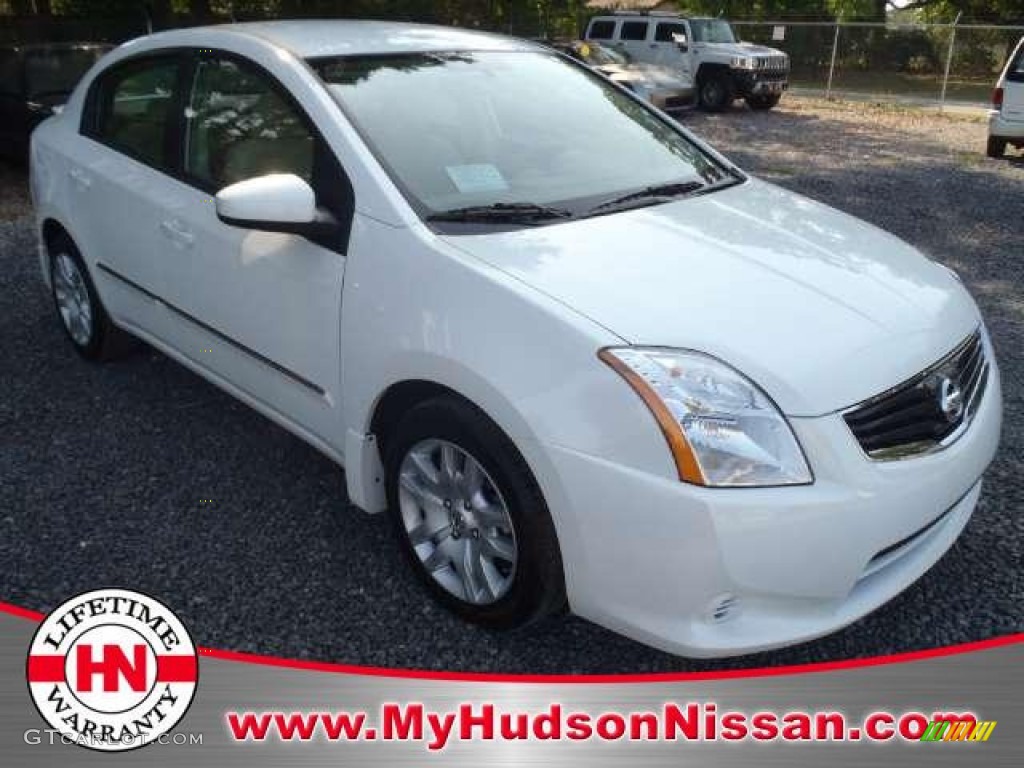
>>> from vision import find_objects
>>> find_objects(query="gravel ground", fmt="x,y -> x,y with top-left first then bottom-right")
0,161 -> 30,222
1,97 -> 1021,674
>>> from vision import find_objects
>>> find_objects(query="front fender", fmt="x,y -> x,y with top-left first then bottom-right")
337,213 -> 682,569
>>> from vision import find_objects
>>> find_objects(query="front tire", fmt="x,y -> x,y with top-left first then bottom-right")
384,396 -> 565,629
48,235 -> 134,360
698,72 -> 733,112
986,136 -> 1007,159
746,93 -> 781,110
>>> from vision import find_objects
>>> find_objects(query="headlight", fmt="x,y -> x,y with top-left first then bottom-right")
730,56 -> 756,70
600,348 -> 812,487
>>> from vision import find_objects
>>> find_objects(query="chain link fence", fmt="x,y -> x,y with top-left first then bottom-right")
734,20 -> 1024,108
2,10 -> 1022,109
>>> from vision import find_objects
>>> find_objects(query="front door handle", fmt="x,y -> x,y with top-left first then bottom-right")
68,167 -> 91,188
159,219 -> 195,248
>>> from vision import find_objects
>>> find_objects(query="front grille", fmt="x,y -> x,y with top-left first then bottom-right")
754,55 -> 789,73
844,330 -> 988,460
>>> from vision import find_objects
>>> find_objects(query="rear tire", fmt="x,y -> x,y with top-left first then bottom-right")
384,396 -> 566,629
986,136 -> 1007,159
698,72 -> 733,112
48,234 -> 135,361
746,94 -> 781,110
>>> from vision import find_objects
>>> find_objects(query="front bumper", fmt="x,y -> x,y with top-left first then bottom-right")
543,342 -> 1001,658
989,109 -> 1024,141
733,70 -> 789,97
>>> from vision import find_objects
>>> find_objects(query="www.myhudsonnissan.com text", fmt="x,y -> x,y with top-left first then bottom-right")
225,703 -> 997,750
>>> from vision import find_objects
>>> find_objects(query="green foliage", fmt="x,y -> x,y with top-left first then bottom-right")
4,0 -> 1022,29
918,0 -> 1023,25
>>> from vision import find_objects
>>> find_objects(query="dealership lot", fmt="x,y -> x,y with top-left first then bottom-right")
1,97 -> 1021,673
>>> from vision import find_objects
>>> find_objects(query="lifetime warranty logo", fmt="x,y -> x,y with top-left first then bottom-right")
26,588 -> 198,752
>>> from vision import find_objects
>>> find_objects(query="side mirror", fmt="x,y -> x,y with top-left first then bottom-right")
216,173 -> 339,239
672,33 -> 688,52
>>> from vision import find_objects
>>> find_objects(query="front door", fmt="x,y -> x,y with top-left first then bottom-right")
650,19 -> 693,80
155,53 -> 350,449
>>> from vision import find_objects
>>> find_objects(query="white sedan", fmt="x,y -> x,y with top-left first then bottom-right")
30,20 -> 1001,658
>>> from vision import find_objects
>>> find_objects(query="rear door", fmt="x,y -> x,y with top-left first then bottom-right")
76,53 -> 185,324
583,17 -> 617,45
1001,38 -> 1024,122
617,19 -> 654,64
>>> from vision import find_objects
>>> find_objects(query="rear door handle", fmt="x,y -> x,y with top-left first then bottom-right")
68,167 -> 91,188
159,219 -> 195,248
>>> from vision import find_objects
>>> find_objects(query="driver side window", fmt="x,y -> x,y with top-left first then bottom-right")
184,56 -> 314,189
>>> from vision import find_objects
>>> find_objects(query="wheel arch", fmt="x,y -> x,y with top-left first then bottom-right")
344,369 -> 568,535
696,62 -> 731,84
369,379 -> 464,457
42,217 -> 70,248
38,216 -> 75,288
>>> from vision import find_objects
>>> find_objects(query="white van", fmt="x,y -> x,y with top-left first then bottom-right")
584,12 -> 789,111
988,36 -> 1024,158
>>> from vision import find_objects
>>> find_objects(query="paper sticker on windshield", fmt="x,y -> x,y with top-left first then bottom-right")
446,164 -> 509,194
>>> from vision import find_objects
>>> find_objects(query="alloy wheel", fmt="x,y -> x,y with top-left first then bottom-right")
397,438 -> 518,605
52,252 -> 94,347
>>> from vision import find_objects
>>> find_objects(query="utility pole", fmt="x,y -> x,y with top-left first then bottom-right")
939,11 -> 963,111
826,19 -> 841,100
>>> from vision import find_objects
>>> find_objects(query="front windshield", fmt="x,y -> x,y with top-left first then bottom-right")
312,51 -> 731,223
689,20 -> 738,44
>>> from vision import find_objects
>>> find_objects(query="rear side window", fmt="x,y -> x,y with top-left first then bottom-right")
587,20 -> 616,40
655,22 -> 686,43
620,21 -> 649,41
89,57 -> 179,170
184,56 -> 314,189
1009,41 -> 1024,82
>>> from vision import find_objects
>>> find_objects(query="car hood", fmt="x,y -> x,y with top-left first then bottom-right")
700,41 -> 786,58
442,179 -> 980,416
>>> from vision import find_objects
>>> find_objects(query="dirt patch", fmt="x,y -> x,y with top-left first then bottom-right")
684,95 -> 1017,181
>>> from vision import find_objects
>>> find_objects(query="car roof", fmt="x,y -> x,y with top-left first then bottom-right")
196,20 -> 540,58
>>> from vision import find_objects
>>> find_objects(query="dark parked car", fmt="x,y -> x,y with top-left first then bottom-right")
0,43 -> 112,162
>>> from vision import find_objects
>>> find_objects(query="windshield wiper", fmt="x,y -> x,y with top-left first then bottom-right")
583,180 -> 707,217
427,202 -> 572,224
